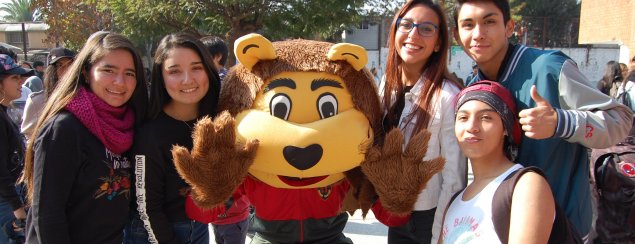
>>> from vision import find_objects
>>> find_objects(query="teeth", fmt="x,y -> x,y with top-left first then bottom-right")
181,88 -> 197,93
404,44 -> 422,50
106,89 -> 124,95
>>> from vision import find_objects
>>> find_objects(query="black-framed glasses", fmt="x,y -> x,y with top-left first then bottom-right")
396,18 -> 438,37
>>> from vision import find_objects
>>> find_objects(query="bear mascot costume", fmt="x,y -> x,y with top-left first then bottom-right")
172,33 -> 445,243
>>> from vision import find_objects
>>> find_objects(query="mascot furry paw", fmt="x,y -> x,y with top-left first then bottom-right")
172,33 -> 444,243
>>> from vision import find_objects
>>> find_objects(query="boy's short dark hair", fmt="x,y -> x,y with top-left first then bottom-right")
33,60 -> 44,68
453,0 -> 511,28
200,36 -> 229,66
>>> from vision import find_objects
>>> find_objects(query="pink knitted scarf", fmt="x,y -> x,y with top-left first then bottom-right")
66,87 -> 134,154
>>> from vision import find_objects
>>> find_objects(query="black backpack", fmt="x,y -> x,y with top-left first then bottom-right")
590,137 -> 635,243
444,167 -> 582,244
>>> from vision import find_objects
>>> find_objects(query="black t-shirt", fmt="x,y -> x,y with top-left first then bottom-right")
130,111 -> 196,243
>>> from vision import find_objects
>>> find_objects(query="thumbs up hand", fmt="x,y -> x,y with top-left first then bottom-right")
518,85 -> 558,139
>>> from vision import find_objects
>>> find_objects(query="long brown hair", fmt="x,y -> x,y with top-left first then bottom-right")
21,31 -> 148,203
383,0 -> 463,134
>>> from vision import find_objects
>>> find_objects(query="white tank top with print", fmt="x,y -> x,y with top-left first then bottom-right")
441,164 -> 523,244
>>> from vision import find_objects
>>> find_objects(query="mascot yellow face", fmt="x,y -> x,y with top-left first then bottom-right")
225,34 -> 380,189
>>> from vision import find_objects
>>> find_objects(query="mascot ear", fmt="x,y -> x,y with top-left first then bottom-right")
234,34 -> 277,71
326,43 -> 368,71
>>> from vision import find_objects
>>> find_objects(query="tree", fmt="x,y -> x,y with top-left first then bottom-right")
33,0 -> 113,49
1,0 -> 40,22
34,0 -> 392,66
100,0 -> 214,65
190,0 -> 368,66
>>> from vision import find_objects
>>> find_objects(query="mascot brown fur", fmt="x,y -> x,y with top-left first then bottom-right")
172,34 -> 444,243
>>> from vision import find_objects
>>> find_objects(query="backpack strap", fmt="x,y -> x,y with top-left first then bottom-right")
491,166 -> 545,243
491,166 -> 582,244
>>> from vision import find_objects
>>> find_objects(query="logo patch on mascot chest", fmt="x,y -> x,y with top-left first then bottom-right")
317,186 -> 332,200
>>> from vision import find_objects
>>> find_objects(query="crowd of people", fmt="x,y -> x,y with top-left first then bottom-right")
0,0 -> 634,243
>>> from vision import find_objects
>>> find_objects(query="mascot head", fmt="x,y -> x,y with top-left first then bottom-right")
222,34 -> 381,189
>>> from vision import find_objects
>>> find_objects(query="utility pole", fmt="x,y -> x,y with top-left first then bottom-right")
21,22 -> 27,60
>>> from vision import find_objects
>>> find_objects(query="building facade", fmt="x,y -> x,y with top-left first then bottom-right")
578,0 -> 635,63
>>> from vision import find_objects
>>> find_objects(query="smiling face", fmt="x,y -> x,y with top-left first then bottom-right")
456,1 -> 514,69
87,49 -> 137,107
162,47 -> 210,109
455,100 -> 506,161
235,71 -> 372,189
395,4 -> 440,70
0,74 -> 23,106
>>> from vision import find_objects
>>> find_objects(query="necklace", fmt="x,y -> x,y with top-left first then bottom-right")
182,120 -> 194,130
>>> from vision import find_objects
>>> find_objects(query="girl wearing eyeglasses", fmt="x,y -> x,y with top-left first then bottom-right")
378,0 -> 466,243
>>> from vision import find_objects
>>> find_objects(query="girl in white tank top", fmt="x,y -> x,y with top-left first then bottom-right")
440,81 -> 556,244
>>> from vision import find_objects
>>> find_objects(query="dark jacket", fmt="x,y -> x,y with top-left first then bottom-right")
26,111 -> 132,244
0,105 -> 24,210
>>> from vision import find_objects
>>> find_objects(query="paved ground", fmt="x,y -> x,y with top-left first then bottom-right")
342,211 -> 388,243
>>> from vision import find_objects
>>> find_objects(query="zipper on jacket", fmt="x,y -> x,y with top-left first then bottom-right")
300,219 -> 304,243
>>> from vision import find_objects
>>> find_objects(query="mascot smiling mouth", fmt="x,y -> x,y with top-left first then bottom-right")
278,175 -> 329,187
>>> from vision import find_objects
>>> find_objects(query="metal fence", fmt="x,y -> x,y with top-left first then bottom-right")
514,16 -> 582,49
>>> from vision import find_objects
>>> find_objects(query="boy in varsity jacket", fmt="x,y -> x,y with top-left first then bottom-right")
172,34 -> 444,243
453,0 -> 633,237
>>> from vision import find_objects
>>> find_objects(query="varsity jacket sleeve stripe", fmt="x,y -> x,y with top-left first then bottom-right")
554,60 -> 633,148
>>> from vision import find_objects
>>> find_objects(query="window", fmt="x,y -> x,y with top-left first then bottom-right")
359,20 -> 369,30
6,32 -> 27,46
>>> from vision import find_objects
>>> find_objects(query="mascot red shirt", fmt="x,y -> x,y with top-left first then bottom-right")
173,34 -> 445,243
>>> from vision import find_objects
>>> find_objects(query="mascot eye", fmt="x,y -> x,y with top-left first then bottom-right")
270,94 -> 292,120
317,93 -> 338,119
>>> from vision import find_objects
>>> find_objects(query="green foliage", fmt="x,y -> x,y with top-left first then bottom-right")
33,0 -> 113,47
1,0 -> 39,22
262,0 -> 365,41
34,0 -> 397,65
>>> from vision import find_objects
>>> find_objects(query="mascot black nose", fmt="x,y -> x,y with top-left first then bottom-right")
283,144 -> 323,170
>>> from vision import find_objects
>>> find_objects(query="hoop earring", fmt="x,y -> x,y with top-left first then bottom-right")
0,89 -> 5,105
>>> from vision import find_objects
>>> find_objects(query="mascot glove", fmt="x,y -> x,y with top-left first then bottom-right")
361,128 -> 445,215
172,111 -> 259,209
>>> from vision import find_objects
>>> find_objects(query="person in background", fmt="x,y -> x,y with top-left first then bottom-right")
378,0 -> 467,243
32,61 -> 44,80
596,61 -> 623,97
454,0 -> 633,237
22,31 -> 148,243
620,63 -> 629,80
370,67 -> 380,87
20,61 -> 32,70
0,54 -> 32,243
21,47 -> 76,139
0,49 -> 34,127
24,60 -> 44,94
200,36 -> 229,81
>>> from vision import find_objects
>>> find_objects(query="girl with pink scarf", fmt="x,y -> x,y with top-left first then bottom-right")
22,31 -> 148,244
